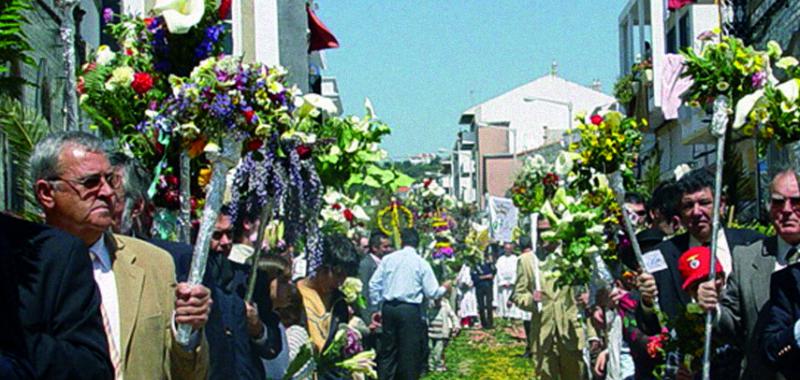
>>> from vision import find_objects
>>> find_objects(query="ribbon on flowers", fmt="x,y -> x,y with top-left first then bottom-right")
176,137 -> 242,345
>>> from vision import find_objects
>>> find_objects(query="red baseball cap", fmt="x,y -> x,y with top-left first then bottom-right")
678,246 -> 723,291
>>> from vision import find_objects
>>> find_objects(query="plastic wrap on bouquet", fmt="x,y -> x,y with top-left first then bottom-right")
609,171 -> 645,270
56,0 -> 80,130
702,95 -> 729,380
592,253 -> 622,380
176,138 -> 241,345
178,150 -> 192,245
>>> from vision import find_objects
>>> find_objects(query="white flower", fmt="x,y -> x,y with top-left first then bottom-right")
777,56 -> 799,70
175,121 -> 201,139
673,163 -> 692,180
778,78 -> 800,102
364,97 -> 377,119
345,139 -> 360,153
352,206 -> 370,221
95,45 -> 116,66
587,224 -> 605,236
733,88 -> 765,129
339,277 -> 363,304
304,93 -> 338,115
152,0 -> 205,34
554,151 -> 580,177
104,66 -> 134,91
323,190 -> 342,205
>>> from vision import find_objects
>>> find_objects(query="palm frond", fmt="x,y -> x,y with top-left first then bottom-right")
0,95 -> 52,220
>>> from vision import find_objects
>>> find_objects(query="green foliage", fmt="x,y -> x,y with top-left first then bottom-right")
393,157 -> 442,182
614,74 -> 635,105
641,147 -> 662,196
422,319 -> 533,380
0,0 -> 35,94
0,95 -> 53,219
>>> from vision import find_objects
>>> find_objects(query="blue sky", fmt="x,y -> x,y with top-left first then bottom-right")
317,1 -> 621,160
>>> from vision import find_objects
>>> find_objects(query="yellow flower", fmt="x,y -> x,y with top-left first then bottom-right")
197,167 -> 212,187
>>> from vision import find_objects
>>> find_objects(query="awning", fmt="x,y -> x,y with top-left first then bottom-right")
307,4 -> 339,52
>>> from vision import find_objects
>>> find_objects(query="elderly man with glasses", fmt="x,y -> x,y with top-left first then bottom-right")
691,168 -> 800,379
31,131 -> 210,379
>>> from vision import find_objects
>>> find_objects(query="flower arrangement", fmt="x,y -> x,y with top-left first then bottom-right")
733,41 -> 800,151
648,303 -> 707,377
681,30 -> 770,110
511,154 -> 560,214
429,213 -> 456,260
320,190 -> 370,237
302,99 -> 392,191
567,111 -> 643,176
539,186 -> 611,288
376,199 -> 414,248
406,178 -> 455,215
339,277 -> 367,309
285,317 -> 378,380
80,1 -> 229,168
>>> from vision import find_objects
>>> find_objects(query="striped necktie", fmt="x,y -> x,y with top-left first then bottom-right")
91,251 -> 123,379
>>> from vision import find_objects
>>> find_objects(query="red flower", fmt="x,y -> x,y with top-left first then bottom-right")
218,0 -> 232,19
332,203 -> 342,210
542,172 -> 559,186
423,178 -> 433,188
243,110 -> 255,123
131,72 -> 154,95
82,62 -> 96,73
245,139 -> 262,152
590,114 -> 604,125
343,209 -> 355,222
125,48 -> 134,56
295,145 -> 312,159
190,197 -> 198,210
165,175 -> 179,187
144,17 -> 155,27
76,76 -> 85,94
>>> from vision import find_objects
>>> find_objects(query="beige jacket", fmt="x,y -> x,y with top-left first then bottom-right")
108,234 -> 209,379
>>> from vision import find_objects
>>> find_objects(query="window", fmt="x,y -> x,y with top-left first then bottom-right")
679,13 -> 692,51
667,27 -> 677,54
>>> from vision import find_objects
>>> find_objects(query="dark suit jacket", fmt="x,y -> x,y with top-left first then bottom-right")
0,214 -> 113,379
358,254 -> 379,321
761,262 -> 800,379
637,228 -> 764,332
205,252 -> 282,380
718,236 -> 780,379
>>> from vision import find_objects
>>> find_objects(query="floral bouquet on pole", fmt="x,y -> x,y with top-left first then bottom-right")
511,154 -> 560,214
149,55 -> 298,343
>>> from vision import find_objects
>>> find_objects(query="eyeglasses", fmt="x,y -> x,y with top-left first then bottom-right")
212,229 -> 233,240
771,194 -> 800,210
49,172 -> 121,195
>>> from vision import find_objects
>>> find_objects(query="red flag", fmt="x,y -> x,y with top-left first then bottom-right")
668,0 -> 695,11
307,4 -> 339,52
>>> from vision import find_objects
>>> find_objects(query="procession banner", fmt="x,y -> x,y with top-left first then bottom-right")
488,196 -> 518,243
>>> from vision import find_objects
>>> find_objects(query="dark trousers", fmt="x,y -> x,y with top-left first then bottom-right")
378,301 -> 424,380
475,284 -> 494,329
523,319 -> 532,354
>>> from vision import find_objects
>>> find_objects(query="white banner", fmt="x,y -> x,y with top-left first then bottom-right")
487,196 -> 518,243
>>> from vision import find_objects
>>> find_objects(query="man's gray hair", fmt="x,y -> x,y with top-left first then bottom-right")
107,151 -> 151,205
29,131 -> 106,182
770,165 -> 800,195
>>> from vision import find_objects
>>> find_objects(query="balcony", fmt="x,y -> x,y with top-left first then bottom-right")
618,0 -> 718,126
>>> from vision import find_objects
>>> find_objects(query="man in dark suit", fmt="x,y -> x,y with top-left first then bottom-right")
761,262 -> 800,379
695,168 -> 800,379
636,169 -> 763,326
360,231 -> 392,351
0,213 -> 113,379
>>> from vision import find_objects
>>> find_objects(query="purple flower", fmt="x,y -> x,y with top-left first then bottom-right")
343,329 -> 363,356
751,71 -> 767,89
102,8 -> 113,24
195,23 -> 227,59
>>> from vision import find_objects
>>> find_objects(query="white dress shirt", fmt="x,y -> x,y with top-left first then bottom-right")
89,237 -> 122,359
689,228 -> 732,277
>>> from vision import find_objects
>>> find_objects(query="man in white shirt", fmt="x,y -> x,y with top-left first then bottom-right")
31,131 -> 210,379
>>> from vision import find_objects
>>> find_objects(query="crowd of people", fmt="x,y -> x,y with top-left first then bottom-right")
4,129 -> 800,380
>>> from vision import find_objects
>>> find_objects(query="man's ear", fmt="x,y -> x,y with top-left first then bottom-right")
34,179 -> 56,210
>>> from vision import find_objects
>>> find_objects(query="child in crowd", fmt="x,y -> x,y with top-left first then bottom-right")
428,294 -> 460,372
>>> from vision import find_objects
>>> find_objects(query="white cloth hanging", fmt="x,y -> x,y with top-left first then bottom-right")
456,264 -> 478,319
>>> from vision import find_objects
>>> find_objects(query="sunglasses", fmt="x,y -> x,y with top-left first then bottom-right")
212,229 -> 233,240
771,194 -> 800,210
49,172 -> 121,195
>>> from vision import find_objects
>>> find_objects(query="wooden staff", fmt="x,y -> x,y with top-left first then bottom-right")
245,199 -> 275,303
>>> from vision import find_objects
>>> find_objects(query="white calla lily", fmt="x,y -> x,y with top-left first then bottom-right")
733,89 -> 765,129
352,206 -> 370,221
777,79 -> 800,102
554,151 -> 580,177
323,190 -> 342,205
152,0 -> 205,34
